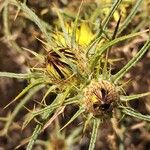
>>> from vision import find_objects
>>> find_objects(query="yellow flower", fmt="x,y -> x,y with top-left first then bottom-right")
54,22 -> 94,46
76,22 -> 94,45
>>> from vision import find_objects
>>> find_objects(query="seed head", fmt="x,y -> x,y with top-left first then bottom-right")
83,79 -> 119,118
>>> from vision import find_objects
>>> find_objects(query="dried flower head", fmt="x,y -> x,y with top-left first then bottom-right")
83,79 -> 119,117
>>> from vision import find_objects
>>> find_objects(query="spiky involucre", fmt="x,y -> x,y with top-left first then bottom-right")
46,47 -> 76,79
45,47 -> 87,80
83,79 -> 119,117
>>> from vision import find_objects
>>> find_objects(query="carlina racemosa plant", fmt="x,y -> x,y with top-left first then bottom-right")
0,0 -> 150,150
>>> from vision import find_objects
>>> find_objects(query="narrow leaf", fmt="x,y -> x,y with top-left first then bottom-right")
41,85 -> 57,103
26,125 -> 42,150
4,79 -> 44,109
71,1 -> 83,47
0,72 -> 42,79
42,106 -> 65,131
22,111 -> 35,130
1,85 -> 44,136
102,0 -> 122,30
33,88 -> 71,117
54,6 -> 70,46
89,118 -> 100,150
3,0 -> 22,53
91,0 -> 122,43
118,0 -> 143,35
23,47 -> 44,61
60,107 -> 85,131
90,30 -> 149,70
113,39 -> 150,83
120,92 -> 150,101
121,107 -> 150,122
14,79 -> 44,101
20,2 -> 51,43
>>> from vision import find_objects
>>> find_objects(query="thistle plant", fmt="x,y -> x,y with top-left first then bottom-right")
0,0 -> 150,150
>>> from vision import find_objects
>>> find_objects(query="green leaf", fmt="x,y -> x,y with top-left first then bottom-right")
89,118 -> 100,150
71,1 -> 83,48
15,79 -> 44,100
26,124 -> 42,150
102,0 -> 122,30
91,0 -> 122,43
60,107 -> 85,131
113,39 -> 150,83
118,0 -> 143,35
22,111 -> 35,130
54,6 -> 70,46
121,107 -> 150,122
64,95 -> 83,105
26,87 -> 72,150
3,0 -> 22,53
32,103 -> 60,117
0,72 -> 43,79
1,85 -> 44,136
23,47 -> 45,61
33,87 -> 72,117
120,92 -> 150,101
20,2 -> 51,43
90,30 -> 148,70
4,79 -> 44,109
41,85 -> 57,103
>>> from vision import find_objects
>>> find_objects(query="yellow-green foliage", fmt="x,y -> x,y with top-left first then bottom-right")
0,0 -> 150,150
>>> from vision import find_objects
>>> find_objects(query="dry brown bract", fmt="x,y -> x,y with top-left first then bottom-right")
83,79 -> 119,117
